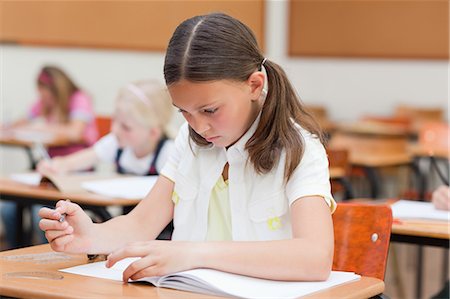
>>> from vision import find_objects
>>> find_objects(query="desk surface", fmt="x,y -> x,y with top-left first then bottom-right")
0,128 -> 68,147
0,178 -> 140,207
408,144 -> 449,160
336,122 -> 411,137
392,219 -> 450,240
0,245 -> 384,299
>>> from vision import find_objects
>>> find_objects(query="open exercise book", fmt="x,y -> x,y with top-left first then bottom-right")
9,172 -> 157,200
61,258 -> 360,299
391,200 -> 450,221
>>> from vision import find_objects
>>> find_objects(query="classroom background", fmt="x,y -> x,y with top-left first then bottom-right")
0,1 -> 448,299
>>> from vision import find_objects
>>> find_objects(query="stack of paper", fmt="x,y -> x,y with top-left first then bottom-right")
81,176 -> 158,199
391,200 -> 450,221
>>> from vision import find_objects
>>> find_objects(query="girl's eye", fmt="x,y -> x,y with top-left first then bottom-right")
203,108 -> 218,114
178,108 -> 187,114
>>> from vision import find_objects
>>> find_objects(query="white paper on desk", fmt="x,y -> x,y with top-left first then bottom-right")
81,176 -> 157,199
9,172 -> 42,186
61,258 -> 361,299
392,200 -> 450,221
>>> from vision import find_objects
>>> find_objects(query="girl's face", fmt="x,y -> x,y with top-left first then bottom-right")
168,74 -> 264,148
111,108 -> 153,150
38,85 -> 56,109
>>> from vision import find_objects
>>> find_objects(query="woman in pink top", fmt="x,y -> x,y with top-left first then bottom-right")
28,65 -> 98,156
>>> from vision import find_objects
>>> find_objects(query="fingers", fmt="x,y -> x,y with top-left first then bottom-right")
49,234 -> 75,252
106,243 -> 151,268
55,199 -> 80,217
124,259 -> 159,282
39,218 -> 69,232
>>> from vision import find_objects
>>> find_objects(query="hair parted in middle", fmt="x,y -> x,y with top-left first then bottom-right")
164,12 -> 325,181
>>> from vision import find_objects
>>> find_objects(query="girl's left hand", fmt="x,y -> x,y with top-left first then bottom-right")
106,240 -> 200,282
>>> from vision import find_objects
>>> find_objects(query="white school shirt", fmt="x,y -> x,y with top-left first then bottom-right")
93,133 -> 174,175
161,119 -> 335,241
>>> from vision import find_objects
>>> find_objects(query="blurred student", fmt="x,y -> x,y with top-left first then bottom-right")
37,80 -> 175,239
9,65 -> 98,156
1,65 -> 97,249
37,80 -> 174,177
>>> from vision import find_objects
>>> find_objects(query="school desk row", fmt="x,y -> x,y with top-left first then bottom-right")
1,124 -> 447,201
1,177 -> 448,248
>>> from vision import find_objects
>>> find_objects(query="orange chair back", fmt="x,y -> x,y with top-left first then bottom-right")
332,202 -> 392,280
95,116 -> 112,139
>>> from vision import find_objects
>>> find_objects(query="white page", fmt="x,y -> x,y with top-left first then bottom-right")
81,176 -> 158,199
61,258 -> 360,299
392,200 -> 450,221
10,172 -> 42,186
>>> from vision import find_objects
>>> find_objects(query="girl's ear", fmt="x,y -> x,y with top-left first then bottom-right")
247,71 -> 265,102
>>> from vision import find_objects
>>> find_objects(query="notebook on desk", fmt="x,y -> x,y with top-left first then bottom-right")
61,258 -> 361,299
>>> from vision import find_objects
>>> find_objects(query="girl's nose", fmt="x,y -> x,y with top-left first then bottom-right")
191,115 -> 210,136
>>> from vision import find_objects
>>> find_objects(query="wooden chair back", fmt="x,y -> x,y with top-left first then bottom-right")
332,202 -> 393,280
95,116 -> 112,139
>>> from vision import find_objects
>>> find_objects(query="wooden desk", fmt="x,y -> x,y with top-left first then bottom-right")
329,131 -> 412,198
391,216 -> 449,299
0,244 -> 385,299
336,122 -> 411,138
0,178 -> 140,246
391,219 -> 449,248
0,128 -> 69,169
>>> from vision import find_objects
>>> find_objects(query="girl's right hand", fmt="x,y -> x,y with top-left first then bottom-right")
38,200 -> 94,253
37,158 -> 67,175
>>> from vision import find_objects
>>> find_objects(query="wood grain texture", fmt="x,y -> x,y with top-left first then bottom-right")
289,0 -> 449,59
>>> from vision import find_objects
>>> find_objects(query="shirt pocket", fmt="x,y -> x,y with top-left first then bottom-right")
172,173 -> 198,228
248,192 -> 291,239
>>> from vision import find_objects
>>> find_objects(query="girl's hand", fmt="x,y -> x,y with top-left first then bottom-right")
432,185 -> 450,211
106,241 -> 200,282
38,200 -> 95,253
37,158 -> 67,175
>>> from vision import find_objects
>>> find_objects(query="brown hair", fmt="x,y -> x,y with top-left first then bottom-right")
37,65 -> 80,123
164,13 -> 325,181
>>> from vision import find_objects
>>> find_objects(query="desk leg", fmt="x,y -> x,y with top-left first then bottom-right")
15,203 -> 24,248
363,167 -> 380,198
24,147 -> 37,170
416,246 -> 424,299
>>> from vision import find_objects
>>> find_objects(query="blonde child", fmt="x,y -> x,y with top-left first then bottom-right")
37,80 -> 175,177
39,13 -> 335,282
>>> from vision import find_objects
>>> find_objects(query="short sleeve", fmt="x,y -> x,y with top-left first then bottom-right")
69,91 -> 94,123
93,133 -> 119,163
285,129 -> 336,213
160,123 -> 190,182
155,139 -> 175,173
